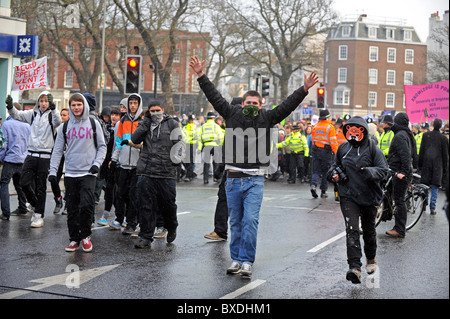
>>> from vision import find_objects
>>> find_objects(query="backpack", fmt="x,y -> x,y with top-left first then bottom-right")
30,111 -> 56,140
62,117 -> 98,148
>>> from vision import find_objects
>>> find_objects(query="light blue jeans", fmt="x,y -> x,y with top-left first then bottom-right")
225,175 -> 265,265
426,184 -> 439,211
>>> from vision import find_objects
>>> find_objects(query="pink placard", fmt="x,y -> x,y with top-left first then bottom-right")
404,80 -> 449,123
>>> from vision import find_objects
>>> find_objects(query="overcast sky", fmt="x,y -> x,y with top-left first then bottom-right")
332,0 -> 449,42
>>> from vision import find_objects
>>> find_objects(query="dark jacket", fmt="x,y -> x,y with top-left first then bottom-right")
131,113 -> 185,179
197,74 -> 308,170
419,129 -> 448,186
388,112 -> 417,176
328,116 -> 389,206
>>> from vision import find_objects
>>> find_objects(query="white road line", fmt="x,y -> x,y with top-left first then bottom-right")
177,211 -> 191,215
307,231 -> 346,253
220,279 -> 266,299
265,205 -> 331,213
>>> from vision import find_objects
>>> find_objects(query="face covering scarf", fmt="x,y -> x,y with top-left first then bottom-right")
242,104 -> 259,120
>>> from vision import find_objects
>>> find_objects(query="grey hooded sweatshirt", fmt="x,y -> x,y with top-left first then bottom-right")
49,93 -> 106,177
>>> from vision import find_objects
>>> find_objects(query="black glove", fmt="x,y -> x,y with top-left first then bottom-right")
47,94 -> 56,110
5,95 -> 13,110
48,175 -> 57,184
120,140 -> 129,146
89,165 -> 99,174
109,161 -> 117,170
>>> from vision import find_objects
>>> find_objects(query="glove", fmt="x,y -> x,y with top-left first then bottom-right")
5,95 -> 13,110
109,161 -> 117,170
120,140 -> 129,146
89,165 -> 99,174
47,94 -> 56,110
48,175 -> 57,184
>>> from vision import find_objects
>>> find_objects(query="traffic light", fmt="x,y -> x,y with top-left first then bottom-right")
261,77 -> 270,97
125,55 -> 142,94
317,87 -> 325,108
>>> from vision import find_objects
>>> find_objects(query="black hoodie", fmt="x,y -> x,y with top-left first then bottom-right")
388,112 -> 418,175
328,116 -> 389,206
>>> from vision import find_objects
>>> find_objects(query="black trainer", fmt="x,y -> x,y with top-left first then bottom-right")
167,229 -> 177,243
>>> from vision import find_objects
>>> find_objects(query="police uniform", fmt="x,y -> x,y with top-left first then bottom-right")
199,111 -> 224,184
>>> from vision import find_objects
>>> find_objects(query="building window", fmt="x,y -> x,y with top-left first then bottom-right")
405,49 -> 414,64
172,73 -> 179,91
334,89 -> 350,105
156,47 -> 163,60
386,70 -> 396,85
368,27 -> 377,38
386,28 -> 395,40
404,71 -> 414,85
369,69 -> 378,85
342,26 -> 351,37
194,48 -> 203,61
338,68 -> 347,83
368,91 -> 377,107
325,68 -> 328,84
387,48 -> 396,63
404,30 -> 412,41
339,45 -> 348,60
174,48 -> 181,63
325,48 -> 329,62
64,70 -> 73,88
386,93 -> 395,108
66,44 -> 74,59
369,46 -> 378,61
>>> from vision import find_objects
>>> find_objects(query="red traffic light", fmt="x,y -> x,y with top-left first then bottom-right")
127,58 -> 138,68
317,87 -> 325,95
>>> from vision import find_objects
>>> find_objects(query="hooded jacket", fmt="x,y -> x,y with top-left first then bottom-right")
111,93 -> 143,169
49,93 -> 106,177
328,116 -> 388,206
388,112 -> 418,175
7,91 -> 62,154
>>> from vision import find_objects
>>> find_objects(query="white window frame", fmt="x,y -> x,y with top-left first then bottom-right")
404,71 -> 414,85
386,28 -> 395,40
387,48 -> 396,63
386,93 -> 395,108
334,89 -> 350,105
405,49 -> 414,64
369,68 -> 378,85
404,30 -> 412,41
369,46 -> 378,61
171,72 -> 179,91
66,44 -> 74,59
368,91 -> 377,108
173,48 -> 181,63
338,67 -> 347,83
338,45 -> 348,60
64,70 -> 73,88
368,27 -> 377,39
342,26 -> 351,37
386,70 -> 396,86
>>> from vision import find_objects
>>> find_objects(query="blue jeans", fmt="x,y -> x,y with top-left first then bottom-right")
225,175 -> 264,265
426,184 -> 439,211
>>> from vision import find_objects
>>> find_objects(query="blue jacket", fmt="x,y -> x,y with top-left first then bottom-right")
0,116 -> 31,163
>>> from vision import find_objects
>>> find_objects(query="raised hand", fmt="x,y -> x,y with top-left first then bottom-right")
189,56 -> 206,77
303,71 -> 319,91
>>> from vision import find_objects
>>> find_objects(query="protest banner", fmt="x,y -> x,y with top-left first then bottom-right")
404,80 -> 449,123
11,56 -> 47,91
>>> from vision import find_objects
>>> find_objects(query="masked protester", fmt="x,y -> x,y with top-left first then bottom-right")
328,116 -> 388,284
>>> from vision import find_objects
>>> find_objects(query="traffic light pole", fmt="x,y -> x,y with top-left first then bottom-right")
98,0 -> 107,113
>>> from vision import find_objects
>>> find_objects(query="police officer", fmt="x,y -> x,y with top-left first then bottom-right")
379,115 -> 394,157
182,114 -> 197,182
310,109 -> 338,198
199,111 -> 224,184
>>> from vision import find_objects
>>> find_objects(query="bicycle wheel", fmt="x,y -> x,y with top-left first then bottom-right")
375,200 -> 385,227
405,187 -> 426,230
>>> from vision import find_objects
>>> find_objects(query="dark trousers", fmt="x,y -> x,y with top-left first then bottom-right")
103,167 -> 117,212
392,176 -> 410,235
20,156 -> 50,216
136,176 -> 178,241
311,147 -> 333,192
340,197 -> 377,270
64,175 -> 96,242
289,152 -> 304,182
203,145 -> 218,182
214,171 -> 228,239
50,156 -> 64,200
1,162 -> 27,217
113,167 -> 125,223
183,143 -> 196,179
118,168 -> 138,229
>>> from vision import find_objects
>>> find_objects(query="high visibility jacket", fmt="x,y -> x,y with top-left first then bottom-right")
277,131 -> 309,156
199,119 -> 223,150
336,128 -> 346,145
414,131 -> 423,155
311,120 -> 338,154
182,122 -> 197,145
379,129 -> 394,156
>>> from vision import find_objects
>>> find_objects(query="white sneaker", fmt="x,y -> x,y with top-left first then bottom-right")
30,213 -> 44,228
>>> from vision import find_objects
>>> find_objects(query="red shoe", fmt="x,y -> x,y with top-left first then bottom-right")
65,241 -> 79,252
81,237 -> 93,252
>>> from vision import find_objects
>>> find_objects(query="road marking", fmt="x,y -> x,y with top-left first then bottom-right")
220,279 -> 266,299
265,205 -> 331,213
178,211 -> 191,215
307,231 -> 346,253
0,264 -> 120,299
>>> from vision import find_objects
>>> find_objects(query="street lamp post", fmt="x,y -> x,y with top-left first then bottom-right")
98,0 -> 107,113
150,63 -> 158,98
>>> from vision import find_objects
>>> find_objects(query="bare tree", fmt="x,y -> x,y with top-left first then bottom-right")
427,23 -> 449,82
226,0 -> 337,101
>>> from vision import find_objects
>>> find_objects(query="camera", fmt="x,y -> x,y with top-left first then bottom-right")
332,166 -> 348,182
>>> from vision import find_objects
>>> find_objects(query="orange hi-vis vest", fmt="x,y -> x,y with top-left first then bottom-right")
311,120 -> 338,154
336,128 -> 346,145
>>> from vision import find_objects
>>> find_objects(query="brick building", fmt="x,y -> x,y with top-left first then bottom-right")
323,14 -> 427,118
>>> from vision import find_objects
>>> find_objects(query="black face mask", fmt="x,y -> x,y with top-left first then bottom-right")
242,104 -> 259,120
